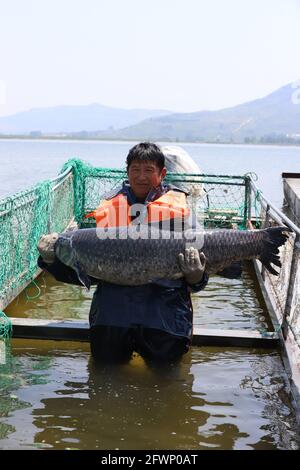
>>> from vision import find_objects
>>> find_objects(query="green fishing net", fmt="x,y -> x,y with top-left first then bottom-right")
0,311 -> 12,340
0,157 -> 250,311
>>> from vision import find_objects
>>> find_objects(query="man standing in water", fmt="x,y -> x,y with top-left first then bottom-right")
38,143 -> 208,364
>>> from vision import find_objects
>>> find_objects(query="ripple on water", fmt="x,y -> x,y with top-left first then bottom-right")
0,343 -> 299,450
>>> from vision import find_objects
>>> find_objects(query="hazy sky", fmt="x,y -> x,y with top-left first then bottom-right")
0,0 -> 300,116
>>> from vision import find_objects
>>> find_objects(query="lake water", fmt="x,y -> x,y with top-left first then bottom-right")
0,139 -> 300,206
1,139 -> 300,449
1,339 -> 299,450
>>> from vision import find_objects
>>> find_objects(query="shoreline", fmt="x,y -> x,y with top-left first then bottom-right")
0,135 -> 300,148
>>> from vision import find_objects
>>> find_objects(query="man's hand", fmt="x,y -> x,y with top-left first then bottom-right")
178,247 -> 206,285
37,233 -> 59,265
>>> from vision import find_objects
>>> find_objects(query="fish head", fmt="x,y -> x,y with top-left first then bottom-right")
37,232 -> 59,264
55,234 -> 76,267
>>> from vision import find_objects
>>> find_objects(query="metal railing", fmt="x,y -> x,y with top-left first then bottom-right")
247,175 -> 300,348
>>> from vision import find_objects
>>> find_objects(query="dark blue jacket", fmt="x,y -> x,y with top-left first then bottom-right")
38,182 -> 209,339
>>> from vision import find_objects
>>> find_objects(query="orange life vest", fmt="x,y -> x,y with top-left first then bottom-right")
85,190 -> 189,228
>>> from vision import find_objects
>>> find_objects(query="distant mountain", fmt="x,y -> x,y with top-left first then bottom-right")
1,83 -> 299,142
0,104 -> 172,134
105,83 -> 300,143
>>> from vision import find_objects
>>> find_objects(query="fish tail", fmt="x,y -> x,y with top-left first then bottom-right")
259,226 -> 291,275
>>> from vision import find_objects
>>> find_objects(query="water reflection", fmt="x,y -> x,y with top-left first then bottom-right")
0,342 -> 298,450
31,353 -> 205,450
6,262 -> 271,333
5,273 -> 95,321
193,263 -> 272,331
0,342 -> 49,442
190,349 -> 299,450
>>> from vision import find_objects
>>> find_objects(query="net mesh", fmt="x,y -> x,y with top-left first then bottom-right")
247,187 -> 300,347
0,311 -> 12,340
0,168 -> 74,310
0,158 -> 249,312
60,159 -> 249,230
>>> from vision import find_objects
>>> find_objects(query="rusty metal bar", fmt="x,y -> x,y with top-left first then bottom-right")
282,233 -> 300,339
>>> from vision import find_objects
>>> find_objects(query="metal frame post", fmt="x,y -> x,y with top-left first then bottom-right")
282,233 -> 300,339
244,176 -> 251,228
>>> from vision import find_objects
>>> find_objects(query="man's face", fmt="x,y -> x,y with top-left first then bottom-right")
127,160 -> 167,199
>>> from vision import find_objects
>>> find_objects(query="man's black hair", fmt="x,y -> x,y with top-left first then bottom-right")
126,142 -> 165,171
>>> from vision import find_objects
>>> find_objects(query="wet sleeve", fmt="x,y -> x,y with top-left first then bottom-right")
37,256 -> 99,286
186,271 -> 209,293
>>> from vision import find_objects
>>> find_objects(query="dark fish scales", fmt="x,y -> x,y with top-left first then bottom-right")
50,225 -> 291,288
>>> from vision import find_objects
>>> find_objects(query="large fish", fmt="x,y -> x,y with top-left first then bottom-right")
38,225 -> 290,288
